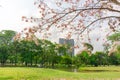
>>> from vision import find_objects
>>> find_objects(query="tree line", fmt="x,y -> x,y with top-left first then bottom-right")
0,30 -> 120,68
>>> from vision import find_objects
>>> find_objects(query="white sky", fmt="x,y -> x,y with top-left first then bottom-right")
0,0 -> 104,53
0,0 -> 39,32
0,0 -> 117,53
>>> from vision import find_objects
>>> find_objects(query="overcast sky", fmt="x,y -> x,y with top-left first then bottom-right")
0,0 -> 113,53
0,0 -> 39,32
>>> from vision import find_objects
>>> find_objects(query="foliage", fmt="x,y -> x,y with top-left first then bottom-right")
107,32 -> 120,41
89,54 -> 98,66
61,56 -> 72,67
117,45 -> 120,53
83,43 -> 94,51
109,53 -> 120,65
0,30 -> 120,67
107,32 -> 120,55
94,52 -> 108,66
76,51 -> 90,66
0,45 -> 8,66
0,30 -> 16,45
0,30 -> 16,66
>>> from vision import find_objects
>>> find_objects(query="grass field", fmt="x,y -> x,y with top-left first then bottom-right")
0,66 -> 120,80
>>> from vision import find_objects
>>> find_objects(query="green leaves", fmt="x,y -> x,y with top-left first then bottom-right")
0,30 -> 16,45
83,43 -> 93,51
107,32 -> 120,41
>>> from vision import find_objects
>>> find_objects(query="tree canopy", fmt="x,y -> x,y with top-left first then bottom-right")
108,32 -> 120,41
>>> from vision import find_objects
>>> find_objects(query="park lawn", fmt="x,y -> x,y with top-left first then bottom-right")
79,66 -> 120,71
0,66 -> 119,80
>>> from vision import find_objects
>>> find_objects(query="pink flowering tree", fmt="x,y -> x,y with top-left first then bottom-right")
15,0 -> 120,49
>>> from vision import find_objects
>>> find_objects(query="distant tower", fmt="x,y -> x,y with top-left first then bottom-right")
59,38 -> 74,57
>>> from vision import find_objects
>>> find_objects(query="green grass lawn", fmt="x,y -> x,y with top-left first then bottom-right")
0,66 -> 120,80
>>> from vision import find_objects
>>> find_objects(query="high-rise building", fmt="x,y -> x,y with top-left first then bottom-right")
59,38 -> 74,57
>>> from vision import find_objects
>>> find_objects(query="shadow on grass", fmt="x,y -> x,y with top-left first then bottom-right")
56,68 -> 120,73
79,70 -> 120,72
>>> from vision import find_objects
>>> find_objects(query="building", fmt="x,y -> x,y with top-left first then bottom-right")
59,38 -> 74,57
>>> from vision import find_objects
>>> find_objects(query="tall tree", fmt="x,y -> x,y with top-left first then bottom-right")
0,30 -> 16,66
0,45 -> 8,66
17,40 -> 37,66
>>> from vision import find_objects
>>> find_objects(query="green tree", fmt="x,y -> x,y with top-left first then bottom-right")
61,56 -> 72,67
109,52 -> 120,65
0,30 -> 16,45
0,45 -> 8,66
89,54 -> 98,66
76,51 -> 90,66
107,32 -> 120,55
94,52 -> 108,66
57,44 -> 70,56
0,30 -> 16,66
33,40 -> 43,66
108,32 -> 120,42
17,40 -> 37,66
8,41 -> 20,66
39,40 -> 60,68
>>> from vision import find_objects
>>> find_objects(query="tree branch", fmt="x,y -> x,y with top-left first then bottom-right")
79,16 -> 120,34
110,0 -> 120,5
59,7 -> 120,14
